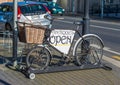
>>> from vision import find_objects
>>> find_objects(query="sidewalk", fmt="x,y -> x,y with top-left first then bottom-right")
0,41 -> 120,85
0,57 -> 120,85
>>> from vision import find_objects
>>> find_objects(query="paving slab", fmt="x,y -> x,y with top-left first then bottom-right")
0,29 -> 120,85
0,64 -> 120,85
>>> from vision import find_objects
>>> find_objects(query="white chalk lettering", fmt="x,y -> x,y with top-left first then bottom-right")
49,36 -> 72,46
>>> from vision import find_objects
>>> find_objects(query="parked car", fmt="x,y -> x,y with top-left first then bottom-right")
0,1 -> 51,31
40,1 -> 65,15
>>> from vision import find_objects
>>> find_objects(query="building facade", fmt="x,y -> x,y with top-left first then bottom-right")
1,0 -> 120,14
58,0 -> 120,14
58,0 -> 99,13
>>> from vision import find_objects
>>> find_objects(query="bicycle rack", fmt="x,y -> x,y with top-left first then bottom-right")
17,55 -> 112,80
28,64 -> 104,74
12,0 -> 112,80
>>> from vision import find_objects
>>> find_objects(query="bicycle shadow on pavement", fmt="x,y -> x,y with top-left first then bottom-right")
0,79 -> 11,85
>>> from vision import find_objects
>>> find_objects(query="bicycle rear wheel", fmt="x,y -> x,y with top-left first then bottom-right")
75,34 -> 104,66
26,46 -> 51,71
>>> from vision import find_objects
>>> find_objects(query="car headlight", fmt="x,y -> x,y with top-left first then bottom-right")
52,8 -> 56,11
63,9 -> 65,11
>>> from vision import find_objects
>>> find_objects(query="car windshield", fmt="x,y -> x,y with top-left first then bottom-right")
48,2 -> 60,8
20,4 -> 46,15
0,5 -> 7,12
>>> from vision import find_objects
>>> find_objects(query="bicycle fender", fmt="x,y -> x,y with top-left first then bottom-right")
72,34 -> 104,57
37,45 -> 52,57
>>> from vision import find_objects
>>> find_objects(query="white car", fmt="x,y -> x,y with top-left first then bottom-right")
0,1 -> 51,31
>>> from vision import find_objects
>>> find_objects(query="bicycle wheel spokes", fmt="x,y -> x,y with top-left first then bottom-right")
26,46 -> 51,70
75,35 -> 103,66
89,46 -> 102,64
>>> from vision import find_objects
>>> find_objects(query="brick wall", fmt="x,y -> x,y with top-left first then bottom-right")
0,0 -> 13,3
0,0 -> 23,3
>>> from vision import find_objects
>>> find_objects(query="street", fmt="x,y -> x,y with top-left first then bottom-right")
52,16 -> 120,60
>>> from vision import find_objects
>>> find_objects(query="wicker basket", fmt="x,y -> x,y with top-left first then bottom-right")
17,22 -> 46,44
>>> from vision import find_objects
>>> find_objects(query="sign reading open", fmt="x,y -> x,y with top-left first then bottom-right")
49,29 -> 75,54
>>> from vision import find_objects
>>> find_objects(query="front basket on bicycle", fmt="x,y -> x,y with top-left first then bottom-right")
17,22 -> 46,44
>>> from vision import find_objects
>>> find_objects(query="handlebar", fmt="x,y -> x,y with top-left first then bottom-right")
44,15 -> 64,29
73,21 -> 83,25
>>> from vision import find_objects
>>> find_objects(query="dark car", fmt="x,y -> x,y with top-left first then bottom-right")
40,1 -> 65,15
0,1 -> 51,31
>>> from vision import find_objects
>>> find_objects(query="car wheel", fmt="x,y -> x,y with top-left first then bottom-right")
5,23 -> 12,31
60,14 -> 63,16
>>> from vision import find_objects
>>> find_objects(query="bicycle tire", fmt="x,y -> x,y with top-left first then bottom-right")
74,34 -> 104,66
26,46 -> 51,70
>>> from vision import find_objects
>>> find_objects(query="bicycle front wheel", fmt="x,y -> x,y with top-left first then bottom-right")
74,34 -> 104,66
26,46 -> 51,71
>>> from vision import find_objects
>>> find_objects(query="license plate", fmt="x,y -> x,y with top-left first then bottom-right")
58,12 -> 62,14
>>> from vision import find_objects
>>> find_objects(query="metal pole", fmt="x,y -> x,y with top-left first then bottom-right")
13,0 -> 18,67
101,0 -> 104,18
82,0 -> 90,35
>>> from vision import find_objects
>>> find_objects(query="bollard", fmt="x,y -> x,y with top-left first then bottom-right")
13,28 -> 18,67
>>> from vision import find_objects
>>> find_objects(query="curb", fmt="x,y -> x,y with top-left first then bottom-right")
63,13 -> 120,24
103,55 -> 120,68
112,56 -> 120,61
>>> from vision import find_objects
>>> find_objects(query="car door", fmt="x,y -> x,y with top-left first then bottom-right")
0,5 -> 6,30
3,5 -> 13,24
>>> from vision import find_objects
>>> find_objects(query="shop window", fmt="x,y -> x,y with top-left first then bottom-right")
105,0 -> 113,4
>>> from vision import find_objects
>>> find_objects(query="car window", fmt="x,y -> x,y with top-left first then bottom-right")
0,5 -> 13,12
5,6 -> 13,12
0,5 -> 6,12
20,4 -> 46,15
0,5 -> 2,11
48,2 -> 60,8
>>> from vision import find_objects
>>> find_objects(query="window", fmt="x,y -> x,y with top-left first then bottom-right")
20,4 -> 46,14
105,0 -> 113,4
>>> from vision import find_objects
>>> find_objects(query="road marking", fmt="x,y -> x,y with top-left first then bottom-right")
90,25 -> 120,31
112,56 -> 120,61
59,16 -> 120,26
91,20 -> 120,26
55,20 -> 73,24
56,20 -> 120,31
103,55 -> 120,68
104,47 -> 120,55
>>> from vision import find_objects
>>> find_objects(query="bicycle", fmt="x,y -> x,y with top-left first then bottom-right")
17,17 -> 104,79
